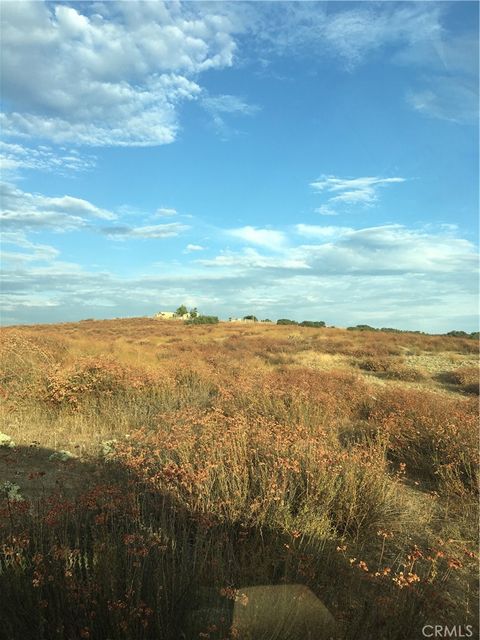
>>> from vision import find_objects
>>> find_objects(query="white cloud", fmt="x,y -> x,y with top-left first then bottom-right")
295,224 -> 353,239
232,2 -> 475,125
395,30 -> 478,124
201,92 -> 260,137
1,232 -> 60,264
45,196 -> 115,220
155,207 -> 178,217
0,182 -> 190,243
293,225 -> 478,276
0,1 -> 237,146
0,182 -> 116,232
0,142 -> 96,175
102,223 -> 189,240
185,244 -> 205,252
321,4 -> 443,70
314,206 -> 338,217
236,2 -> 445,70
202,94 -> 259,116
407,76 -> 478,124
1,0 -> 473,155
1,223 -> 477,331
310,175 -> 406,212
198,247 -> 309,270
227,226 -> 287,251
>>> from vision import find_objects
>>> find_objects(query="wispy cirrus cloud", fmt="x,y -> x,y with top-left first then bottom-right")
154,207 -> 178,218
396,31 -> 478,124
101,223 -> 189,240
310,175 -> 406,213
407,76 -> 478,124
201,93 -> 260,137
234,2 -> 445,70
314,206 -> 338,217
232,1 -> 476,124
198,247 -> 309,270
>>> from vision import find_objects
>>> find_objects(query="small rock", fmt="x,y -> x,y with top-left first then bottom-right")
0,432 -> 15,448
2,481 -> 24,502
101,439 -> 118,457
49,450 -> 75,462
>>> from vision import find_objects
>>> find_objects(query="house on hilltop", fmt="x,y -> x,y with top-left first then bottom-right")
154,311 -> 191,320
228,316 -> 257,323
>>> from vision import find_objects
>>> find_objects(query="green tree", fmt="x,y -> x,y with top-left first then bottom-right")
189,307 -> 198,318
175,305 -> 188,317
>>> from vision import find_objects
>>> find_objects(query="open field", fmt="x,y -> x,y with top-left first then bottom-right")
0,318 -> 478,640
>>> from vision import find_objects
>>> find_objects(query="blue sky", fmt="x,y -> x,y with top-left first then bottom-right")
1,0 -> 478,331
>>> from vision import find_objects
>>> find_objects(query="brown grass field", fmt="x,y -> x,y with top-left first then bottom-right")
0,318 -> 478,640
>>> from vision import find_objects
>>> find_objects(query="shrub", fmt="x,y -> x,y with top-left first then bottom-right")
368,388 -> 478,493
347,324 -> 377,331
299,321 -> 326,328
383,365 -> 426,381
444,366 -> 479,394
185,315 -> 219,325
42,357 -> 157,408
277,319 -> 298,325
357,357 -> 392,372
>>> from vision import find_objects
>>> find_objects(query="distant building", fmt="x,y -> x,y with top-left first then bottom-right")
228,317 -> 256,323
154,311 -> 191,320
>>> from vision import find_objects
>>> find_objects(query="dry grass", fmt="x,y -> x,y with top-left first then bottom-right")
0,319 -> 478,639
442,365 -> 479,395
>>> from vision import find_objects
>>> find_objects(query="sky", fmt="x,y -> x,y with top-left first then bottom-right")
0,0 -> 478,332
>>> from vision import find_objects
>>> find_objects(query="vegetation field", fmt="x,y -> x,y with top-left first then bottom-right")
0,318 -> 478,640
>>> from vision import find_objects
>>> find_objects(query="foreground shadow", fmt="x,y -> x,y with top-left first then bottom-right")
0,443 -> 425,640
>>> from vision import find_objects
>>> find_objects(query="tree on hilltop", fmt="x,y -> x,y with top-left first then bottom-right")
175,305 -> 188,317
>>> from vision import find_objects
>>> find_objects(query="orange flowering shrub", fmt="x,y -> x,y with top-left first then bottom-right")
368,388 -> 478,493
356,356 -> 426,381
445,365 -> 479,394
108,405 -> 400,540
42,357 -> 161,408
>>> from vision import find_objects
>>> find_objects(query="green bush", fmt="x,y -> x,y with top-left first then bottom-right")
277,319 -> 298,325
299,320 -> 326,328
185,315 -> 219,325
347,324 -> 377,332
